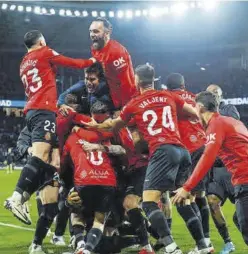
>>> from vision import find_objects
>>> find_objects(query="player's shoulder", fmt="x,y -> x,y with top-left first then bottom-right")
110,40 -> 129,55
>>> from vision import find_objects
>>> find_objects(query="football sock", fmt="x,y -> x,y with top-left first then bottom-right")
85,228 -> 103,251
196,197 -> 210,238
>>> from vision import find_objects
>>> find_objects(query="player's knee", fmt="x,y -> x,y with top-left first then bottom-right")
40,186 -> 59,205
123,195 -> 139,211
207,195 -> 221,213
40,203 -> 58,223
142,201 -> 158,217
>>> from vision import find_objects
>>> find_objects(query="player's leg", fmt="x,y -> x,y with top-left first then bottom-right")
160,191 -> 173,230
207,182 -> 235,254
143,145 -> 188,254
234,186 -> 248,245
5,110 -> 56,224
123,166 -> 153,253
77,186 -> 116,254
71,212 -> 87,251
51,187 -> 69,246
29,185 -> 59,254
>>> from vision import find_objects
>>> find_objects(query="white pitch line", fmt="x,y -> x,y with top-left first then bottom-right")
0,222 -> 35,231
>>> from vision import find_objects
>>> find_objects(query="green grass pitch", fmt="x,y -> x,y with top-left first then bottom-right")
0,170 -> 247,254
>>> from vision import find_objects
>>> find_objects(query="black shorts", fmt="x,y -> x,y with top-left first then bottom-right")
124,166 -> 147,197
143,144 -> 191,192
76,185 -> 116,213
207,167 -> 235,205
188,146 -> 210,192
26,109 -> 57,147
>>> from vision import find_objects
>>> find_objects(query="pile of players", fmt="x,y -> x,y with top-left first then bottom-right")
4,17 -> 248,254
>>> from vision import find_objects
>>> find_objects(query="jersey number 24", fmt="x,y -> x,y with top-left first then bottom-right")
143,106 -> 175,136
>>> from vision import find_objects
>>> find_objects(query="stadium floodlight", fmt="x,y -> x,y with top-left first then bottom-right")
17,5 -> 24,12
126,10 -> 133,19
34,6 -> 41,14
203,0 -> 218,11
82,10 -> 88,17
92,11 -> 98,17
200,67 -> 206,71
59,9 -> 65,16
1,3 -> 8,10
41,8 -> 47,14
26,6 -> 32,12
149,7 -> 163,18
117,10 -> 124,18
10,5 -> 16,11
109,11 -> 114,17
142,9 -> 148,16
74,10 -> 80,16
170,2 -> 189,16
100,11 -> 106,17
66,10 -> 72,16
135,10 -> 141,17
50,8 -> 56,15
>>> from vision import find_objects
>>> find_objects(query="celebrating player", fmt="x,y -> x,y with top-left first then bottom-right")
4,30 -> 95,254
173,91 -> 248,246
89,17 -> 137,110
166,73 -> 213,253
206,84 -> 239,254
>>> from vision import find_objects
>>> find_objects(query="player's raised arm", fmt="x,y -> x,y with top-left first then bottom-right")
48,48 -> 96,69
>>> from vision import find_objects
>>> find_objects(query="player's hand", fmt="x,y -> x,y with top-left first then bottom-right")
27,147 -> 33,155
59,104 -> 75,116
80,118 -> 99,129
72,126 -> 80,133
172,187 -> 190,205
67,190 -> 82,207
90,57 -> 97,63
113,110 -> 121,119
81,141 -> 103,152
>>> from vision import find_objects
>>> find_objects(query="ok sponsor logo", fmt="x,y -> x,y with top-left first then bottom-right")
206,133 -> 216,145
113,57 -> 126,69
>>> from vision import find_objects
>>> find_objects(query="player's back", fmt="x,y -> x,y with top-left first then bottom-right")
173,89 -> 206,153
65,132 -> 116,187
20,46 -> 58,113
127,90 -> 184,156
211,114 -> 248,185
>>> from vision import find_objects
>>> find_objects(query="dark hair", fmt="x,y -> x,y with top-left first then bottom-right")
196,91 -> 219,112
90,100 -> 109,114
85,62 -> 105,81
24,30 -> 43,48
135,64 -> 155,87
166,73 -> 185,90
65,93 -> 79,105
93,17 -> 112,31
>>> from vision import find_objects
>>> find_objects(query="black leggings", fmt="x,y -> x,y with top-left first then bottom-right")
235,194 -> 248,245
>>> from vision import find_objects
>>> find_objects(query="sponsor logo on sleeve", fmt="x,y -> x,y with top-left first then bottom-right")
205,133 -> 216,145
113,57 -> 127,70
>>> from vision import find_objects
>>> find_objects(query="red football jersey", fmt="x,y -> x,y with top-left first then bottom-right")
91,40 -> 137,109
173,90 -> 206,153
20,46 -> 93,113
118,127 -> 148,169
63,132 -> 116,187
120,90 -> 185,156
184,113 -> 248,191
